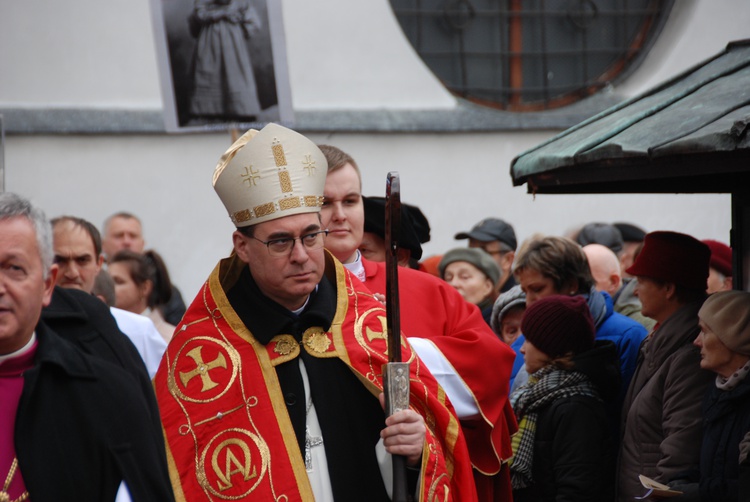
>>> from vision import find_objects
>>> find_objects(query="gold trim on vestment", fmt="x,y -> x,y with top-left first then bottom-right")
209,258 -> 315,500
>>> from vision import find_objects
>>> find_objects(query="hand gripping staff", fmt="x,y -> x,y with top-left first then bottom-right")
383,171 -> 410,502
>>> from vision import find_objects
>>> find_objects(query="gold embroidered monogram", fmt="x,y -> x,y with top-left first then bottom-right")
198,429 -> 269,499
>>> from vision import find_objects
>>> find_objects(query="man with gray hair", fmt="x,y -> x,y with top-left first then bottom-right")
0,192 -> 174,501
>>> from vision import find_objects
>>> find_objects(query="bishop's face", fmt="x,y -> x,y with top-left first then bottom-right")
233,213 -> 326,311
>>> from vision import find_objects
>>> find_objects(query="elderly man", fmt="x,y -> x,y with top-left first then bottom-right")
583,243 -> 655,331
318,144 -> 516,501
50,216 -> 166,377
102,212 -> 145,259
101,212 -> 186,325
0,193 -> 174,502
617,231 -> 714,501
155,124 -> 476,501
455,217 -> 518,293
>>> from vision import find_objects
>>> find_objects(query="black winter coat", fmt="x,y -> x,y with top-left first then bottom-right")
15,322 -> 175,502
699,375 -> 750,502
40,286 -> 163,432
513,340 -> 620,502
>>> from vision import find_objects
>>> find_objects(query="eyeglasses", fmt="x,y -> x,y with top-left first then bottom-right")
252,230 -> 329,257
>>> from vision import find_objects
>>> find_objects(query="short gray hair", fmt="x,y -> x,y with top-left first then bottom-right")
0,193 -> 54,278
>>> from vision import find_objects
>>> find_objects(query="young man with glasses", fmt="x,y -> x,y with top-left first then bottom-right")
154,124 -> 477,501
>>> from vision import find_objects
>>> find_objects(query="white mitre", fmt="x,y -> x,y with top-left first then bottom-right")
213,123 -> 327,227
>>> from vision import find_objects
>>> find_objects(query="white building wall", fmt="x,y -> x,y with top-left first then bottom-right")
1,0 -> 747,298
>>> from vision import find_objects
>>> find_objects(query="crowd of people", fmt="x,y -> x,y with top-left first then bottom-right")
0,122 -> 747,502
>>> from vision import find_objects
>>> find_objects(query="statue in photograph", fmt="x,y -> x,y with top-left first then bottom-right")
188,0 -> 262,122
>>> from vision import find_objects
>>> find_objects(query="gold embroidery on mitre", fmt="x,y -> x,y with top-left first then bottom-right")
233,209 -> 252,223
302,155 -> 316,176
278,170 -> 293,193
304,195 -> 322,207
254,202 -> 275,218
279,197 -> 301,211
241,165 -> 260,187
271,139 -> 287,167
302,327 -> 332,355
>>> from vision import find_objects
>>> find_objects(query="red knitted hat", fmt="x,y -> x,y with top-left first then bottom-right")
626,231 -> 710,290
521,295 -> 595,359
702,239 -> 732,277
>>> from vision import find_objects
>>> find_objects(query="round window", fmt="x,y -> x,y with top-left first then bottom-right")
390,0 -> 674,111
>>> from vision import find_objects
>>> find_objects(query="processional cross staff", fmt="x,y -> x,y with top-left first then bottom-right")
383,171 -> 410,502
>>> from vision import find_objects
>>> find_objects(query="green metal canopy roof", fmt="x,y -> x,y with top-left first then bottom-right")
511,40 -> 750,194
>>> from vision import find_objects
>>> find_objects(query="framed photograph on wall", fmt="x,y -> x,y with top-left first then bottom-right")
150,0 -> 293,132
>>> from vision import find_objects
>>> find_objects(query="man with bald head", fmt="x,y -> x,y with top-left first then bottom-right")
584,243 -> 655,331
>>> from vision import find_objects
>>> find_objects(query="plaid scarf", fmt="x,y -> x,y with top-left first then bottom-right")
509,366 -> 600,489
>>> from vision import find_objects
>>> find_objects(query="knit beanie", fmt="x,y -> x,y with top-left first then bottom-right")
699,290 -> 750,356
521,295 -> 595,358
439,247 -> 502,286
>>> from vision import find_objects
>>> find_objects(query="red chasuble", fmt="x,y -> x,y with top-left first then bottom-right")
155,253 -> 476,501
362,258 -> 518,501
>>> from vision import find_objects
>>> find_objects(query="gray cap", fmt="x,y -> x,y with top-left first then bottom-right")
454,218 -> 517,250
490,285 -> 526,334
576,223 -> 623,254
439,248 -> 502,286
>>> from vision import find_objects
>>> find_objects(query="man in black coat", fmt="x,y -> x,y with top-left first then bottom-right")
0,193 -> 174,502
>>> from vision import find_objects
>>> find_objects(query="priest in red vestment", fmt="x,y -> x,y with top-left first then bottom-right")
317,144 -> 517,501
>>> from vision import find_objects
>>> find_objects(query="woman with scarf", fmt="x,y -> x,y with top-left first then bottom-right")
669,290 -> 750,502
510,235 -> 646,405
510,295 -> 619,502
510,295 -> 620,502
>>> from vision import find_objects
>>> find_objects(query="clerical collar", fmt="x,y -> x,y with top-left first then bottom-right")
343,250 -> 366,282
226,266 -> 335,345
0,333 -> 37,366
291,289 -> 314,315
